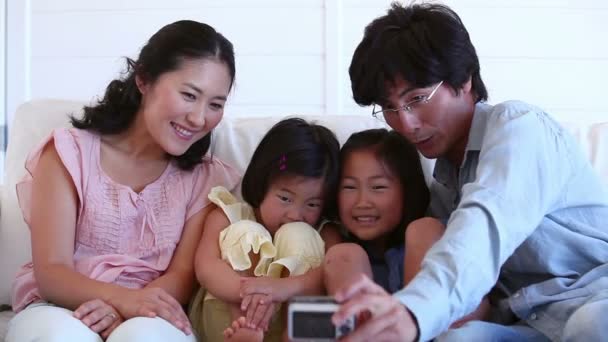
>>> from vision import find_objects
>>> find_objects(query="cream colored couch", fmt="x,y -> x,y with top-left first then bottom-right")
0,99 -> 606,340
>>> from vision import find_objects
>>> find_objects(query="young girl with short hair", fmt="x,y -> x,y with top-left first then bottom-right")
190,118 -> 342,342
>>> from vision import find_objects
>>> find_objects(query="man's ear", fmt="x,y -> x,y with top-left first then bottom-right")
462,76 -> 473,95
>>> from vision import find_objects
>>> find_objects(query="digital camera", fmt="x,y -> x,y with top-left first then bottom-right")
288,296 -> 356,341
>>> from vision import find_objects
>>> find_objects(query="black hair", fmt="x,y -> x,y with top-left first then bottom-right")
340,128 -> 429,248
349,2 -> 487,107
241,118 -> 340,220
70,20 -> 235,170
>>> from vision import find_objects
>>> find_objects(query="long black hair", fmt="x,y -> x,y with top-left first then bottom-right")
71,20 -> 235,170
340,128 -> 429,248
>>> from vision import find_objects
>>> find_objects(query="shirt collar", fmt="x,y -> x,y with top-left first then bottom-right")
433,102 -> 492,185
465,102 -> 492,152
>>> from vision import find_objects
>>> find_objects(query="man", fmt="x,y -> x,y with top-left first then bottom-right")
329,3 -> 608,341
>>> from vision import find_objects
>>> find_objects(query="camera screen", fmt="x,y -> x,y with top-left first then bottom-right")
292,311 -> 336,338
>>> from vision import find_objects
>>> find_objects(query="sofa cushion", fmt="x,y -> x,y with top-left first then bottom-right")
0,100 -> 605,308
589,123 -> 608,185
0,99 -> 392,306
0,100 -> 79,306
0,309 -> 15,341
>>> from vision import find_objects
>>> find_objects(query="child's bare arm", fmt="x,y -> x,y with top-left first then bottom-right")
240,224 -> 343,301
195,207 -> 244,304
320,223 -> 343,251
277,224 -> 344,297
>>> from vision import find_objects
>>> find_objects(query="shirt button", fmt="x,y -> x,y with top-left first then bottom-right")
530,313 -> 537,320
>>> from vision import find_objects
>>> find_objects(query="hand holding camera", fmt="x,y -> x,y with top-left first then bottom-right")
288,296 -> 356,341
288,275 -> 418,341
332,274 -> 418,342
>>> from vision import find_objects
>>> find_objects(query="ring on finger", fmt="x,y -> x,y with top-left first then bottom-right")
107,312 -> 117,320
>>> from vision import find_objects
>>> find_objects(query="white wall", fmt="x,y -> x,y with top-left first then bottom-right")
6,0 -> 608,125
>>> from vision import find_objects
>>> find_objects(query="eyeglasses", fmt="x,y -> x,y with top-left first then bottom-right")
372,81 -> 443,123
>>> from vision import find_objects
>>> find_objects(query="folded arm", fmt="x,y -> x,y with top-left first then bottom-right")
195,207 -> 245,304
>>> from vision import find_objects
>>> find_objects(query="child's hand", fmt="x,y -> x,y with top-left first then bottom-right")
240,276 -> 291,303
241,293 -> 276,331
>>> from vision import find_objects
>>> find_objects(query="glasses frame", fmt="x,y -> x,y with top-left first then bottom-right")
372,80 -> 444,122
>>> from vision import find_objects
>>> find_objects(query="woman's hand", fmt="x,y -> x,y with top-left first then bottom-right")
240,293 -> 276,331
108,287 -> 192,335
332,274 -> 419,342
240,276 -> 292,303
74,299 -> 123,339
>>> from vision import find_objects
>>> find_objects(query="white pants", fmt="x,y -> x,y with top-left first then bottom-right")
6,303 -> 197,342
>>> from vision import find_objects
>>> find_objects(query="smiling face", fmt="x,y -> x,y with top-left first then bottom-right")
381,77 -> 475,164
136,57 -> 232,156
256,175 -> 325,235
338,147 -> 404,244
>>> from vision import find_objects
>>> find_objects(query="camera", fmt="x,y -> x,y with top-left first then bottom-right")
288,296 -> 356,341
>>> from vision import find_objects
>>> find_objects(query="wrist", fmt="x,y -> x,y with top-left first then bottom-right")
280,277 -> 299,300
103,286 -> 132,308
405,306 -> 421,342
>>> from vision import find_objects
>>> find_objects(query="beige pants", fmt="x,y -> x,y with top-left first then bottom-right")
189,222 -> 326,342
189,289 -> 284,342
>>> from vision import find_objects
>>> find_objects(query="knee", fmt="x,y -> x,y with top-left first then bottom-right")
6,306 -> 102,342
435,321 -> 496,342
562,301 -> 608,341
107,317 -> 192,342
405,217 -> 445,247
324,243 -> 368,267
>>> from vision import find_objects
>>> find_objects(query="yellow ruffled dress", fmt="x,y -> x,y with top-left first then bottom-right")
189,186 -> 326,342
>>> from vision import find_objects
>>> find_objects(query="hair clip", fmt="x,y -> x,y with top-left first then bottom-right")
279,155 -> 287,171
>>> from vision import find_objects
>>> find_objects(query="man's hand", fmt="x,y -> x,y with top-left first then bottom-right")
332,274 -> 419,342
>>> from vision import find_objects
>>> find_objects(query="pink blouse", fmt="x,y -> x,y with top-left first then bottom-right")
11,128 -> 240,312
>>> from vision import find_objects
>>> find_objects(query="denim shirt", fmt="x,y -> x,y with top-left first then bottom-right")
393,101 -> 608,341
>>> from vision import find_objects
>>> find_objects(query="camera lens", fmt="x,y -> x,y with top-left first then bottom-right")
339,323 -> 353,335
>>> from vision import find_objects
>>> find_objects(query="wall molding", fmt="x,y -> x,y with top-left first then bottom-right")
323,0 -> 343,115
1,0 -> 5,158
1,0 -> 6,128
6,0 -> 30,128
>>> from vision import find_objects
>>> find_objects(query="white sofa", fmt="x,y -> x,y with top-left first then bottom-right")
0,99 -> 606,340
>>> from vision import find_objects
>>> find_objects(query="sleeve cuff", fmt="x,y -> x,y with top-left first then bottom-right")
393,277 -> 452,341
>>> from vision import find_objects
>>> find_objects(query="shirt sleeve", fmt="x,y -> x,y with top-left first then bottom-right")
185,157 -> 241,221
393,106 -> 576,341
16,128 -> 88,226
